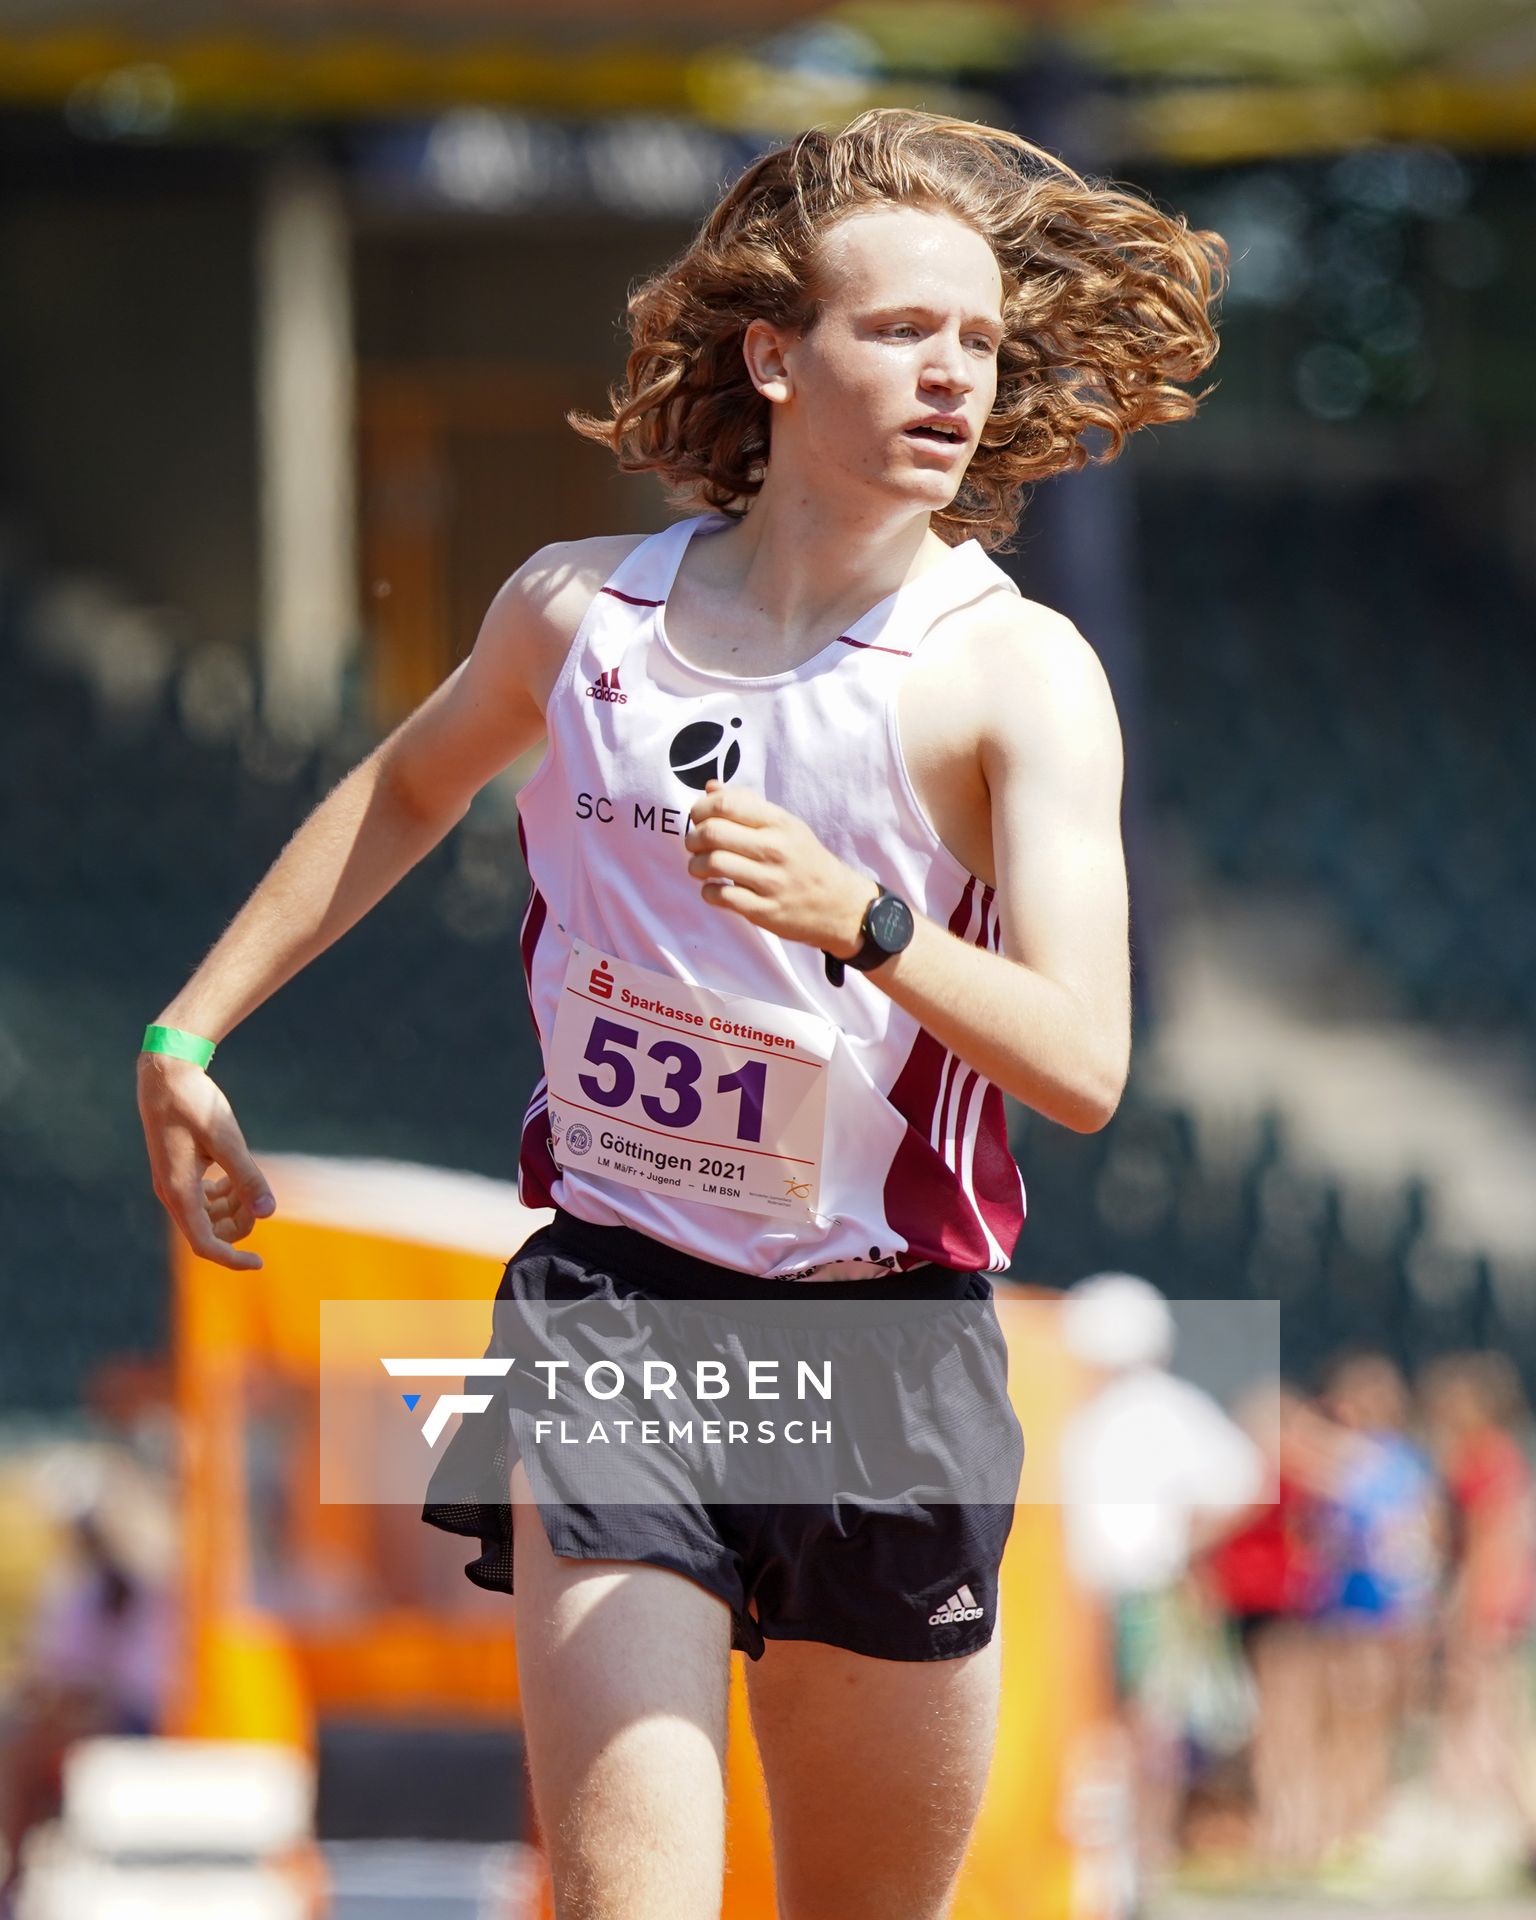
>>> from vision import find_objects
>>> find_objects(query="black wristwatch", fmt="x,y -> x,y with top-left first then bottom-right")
824,886 -> 915,987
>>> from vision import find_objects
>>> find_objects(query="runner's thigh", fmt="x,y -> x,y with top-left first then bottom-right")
510,1459 -> 733,1920
745,1629 -> 1004,1920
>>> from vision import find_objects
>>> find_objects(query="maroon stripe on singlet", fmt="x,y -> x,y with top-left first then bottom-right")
971,1083 -> 1027,1250
599,587 -> 664,608
948,875 -> 979,939
519,890 -> 547,1028
950,1063 -> 984,1186
888,879 -> 975,1166
513,815 -> 558,1206
518,1085 -> 559,1212
934,886 -> 992,1152
956,879 -> 1024,1256
880,874 -> 1007,1272
837,635 -> 911,657
516,816 -> 548,1042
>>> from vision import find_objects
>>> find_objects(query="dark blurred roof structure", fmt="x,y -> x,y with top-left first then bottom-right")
0,0 -> 1533,154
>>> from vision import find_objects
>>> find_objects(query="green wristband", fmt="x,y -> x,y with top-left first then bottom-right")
142,1024 -> 217,1069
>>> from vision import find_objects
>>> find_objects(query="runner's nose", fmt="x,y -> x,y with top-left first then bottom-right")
921,330 -> 977,397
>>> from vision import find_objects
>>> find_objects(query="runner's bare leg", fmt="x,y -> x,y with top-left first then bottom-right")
746,1628 -> 1004,1920
510,1459 -> 733,1920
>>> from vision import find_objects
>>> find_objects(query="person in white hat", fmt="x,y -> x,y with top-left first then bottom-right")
1059,1273 -> 1266,1905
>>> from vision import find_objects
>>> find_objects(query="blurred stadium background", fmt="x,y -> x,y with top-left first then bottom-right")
2,1 -> 1536,1916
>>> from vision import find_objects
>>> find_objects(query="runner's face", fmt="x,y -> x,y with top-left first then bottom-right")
770,204 -> 1004,509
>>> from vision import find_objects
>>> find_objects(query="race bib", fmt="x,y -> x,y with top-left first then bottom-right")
546,940 -> 835,1222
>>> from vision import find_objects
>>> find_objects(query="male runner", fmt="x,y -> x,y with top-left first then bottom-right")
139,110 -> 1223,1920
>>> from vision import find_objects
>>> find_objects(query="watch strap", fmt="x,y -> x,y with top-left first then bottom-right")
823,885 -> 910,987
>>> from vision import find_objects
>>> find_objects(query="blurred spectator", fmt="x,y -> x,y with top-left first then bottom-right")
0,1456 -> 173,1913
1308,1352 -> 1443,1864
1059,1274 -> 1266,1908
1421,1351 -> 1536,1858
1199,1385 -> 1335,1873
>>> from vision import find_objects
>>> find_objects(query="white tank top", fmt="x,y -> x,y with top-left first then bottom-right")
515,512 -> 1027,1281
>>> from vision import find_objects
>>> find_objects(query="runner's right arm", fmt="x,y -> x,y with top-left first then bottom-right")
137,541 -> 604,1270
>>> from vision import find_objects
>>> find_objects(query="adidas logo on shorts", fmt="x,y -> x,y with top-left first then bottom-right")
929,1584 -> 985,1627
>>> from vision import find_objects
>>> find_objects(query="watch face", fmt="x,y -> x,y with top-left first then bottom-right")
868,891 -> 915,954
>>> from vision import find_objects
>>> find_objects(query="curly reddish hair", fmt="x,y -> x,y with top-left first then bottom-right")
568,107 -> 1227,551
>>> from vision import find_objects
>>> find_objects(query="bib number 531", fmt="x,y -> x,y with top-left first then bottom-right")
580,1016 -> 766,1142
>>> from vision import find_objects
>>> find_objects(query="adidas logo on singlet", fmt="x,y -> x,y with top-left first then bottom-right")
586,668 -> 627,705
929,1585 -> 985,1627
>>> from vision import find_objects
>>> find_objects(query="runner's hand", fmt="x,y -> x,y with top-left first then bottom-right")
685,781 -> 878,957
136,1053 -> 275,1270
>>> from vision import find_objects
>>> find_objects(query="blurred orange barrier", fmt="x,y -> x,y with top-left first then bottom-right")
170,1154 -> 537,1746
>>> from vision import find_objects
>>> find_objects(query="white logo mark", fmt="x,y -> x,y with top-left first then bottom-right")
928,1584 -> 985,1627
382,1357 -> 514,1448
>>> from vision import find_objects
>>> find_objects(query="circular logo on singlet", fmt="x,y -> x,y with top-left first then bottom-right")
669,718 -> 743,790
565,1123 -> 593,1157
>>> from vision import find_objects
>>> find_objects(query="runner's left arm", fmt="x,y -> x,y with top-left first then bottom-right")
683,603 -> 1130,1133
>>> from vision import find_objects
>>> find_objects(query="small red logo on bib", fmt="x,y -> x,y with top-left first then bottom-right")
589,960 -> 614,1000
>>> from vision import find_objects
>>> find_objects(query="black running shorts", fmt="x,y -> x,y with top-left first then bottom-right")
422,1208 -> 1025,1662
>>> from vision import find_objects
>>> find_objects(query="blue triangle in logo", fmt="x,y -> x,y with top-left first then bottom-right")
401,1393 -> 421,1411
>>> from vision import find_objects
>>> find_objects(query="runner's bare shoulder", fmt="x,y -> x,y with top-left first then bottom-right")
380,532 -> 647,823
511,533 -> 650,713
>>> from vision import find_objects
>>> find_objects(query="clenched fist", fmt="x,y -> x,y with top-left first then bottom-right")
137,1052 -> 275,1270
684,781 -> 877,958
